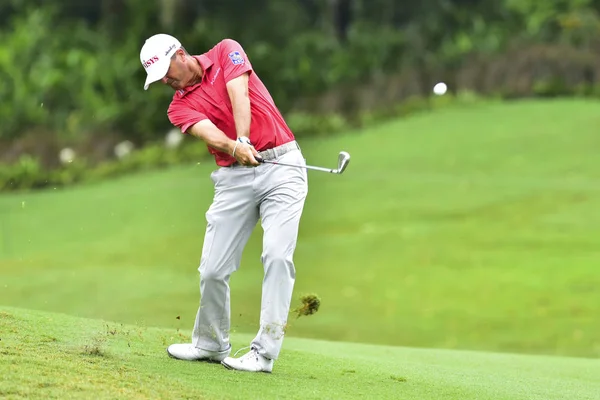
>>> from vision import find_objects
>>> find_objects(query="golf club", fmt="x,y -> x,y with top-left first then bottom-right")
256,151 -> 350,174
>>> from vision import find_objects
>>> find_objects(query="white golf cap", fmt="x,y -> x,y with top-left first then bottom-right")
140,33 -> 182,90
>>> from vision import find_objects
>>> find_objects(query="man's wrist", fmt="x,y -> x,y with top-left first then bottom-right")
228,139 -> 238,156
231,137 -> 252,157
237,136 -> 252,146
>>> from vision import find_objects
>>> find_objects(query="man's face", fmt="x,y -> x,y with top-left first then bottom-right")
161,50 -> 190,90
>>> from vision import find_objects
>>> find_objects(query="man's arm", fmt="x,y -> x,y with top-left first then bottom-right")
225,71 -> 259,165
187,120 -> 235,154
226,72 -> 251,140
187,120 -> 259,166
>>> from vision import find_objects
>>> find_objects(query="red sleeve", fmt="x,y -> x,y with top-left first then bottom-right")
218,39 -> 253,83
168,100 -> 208,134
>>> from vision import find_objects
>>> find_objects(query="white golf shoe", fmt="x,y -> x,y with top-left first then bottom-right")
221,347 -> 274,373
166,343 -> 230,362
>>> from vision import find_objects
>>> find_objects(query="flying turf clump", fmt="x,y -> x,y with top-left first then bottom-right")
292,294 -> 321,318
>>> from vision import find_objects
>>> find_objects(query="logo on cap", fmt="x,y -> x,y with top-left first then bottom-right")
165,45 -> 176,56
142,56 -> 159,69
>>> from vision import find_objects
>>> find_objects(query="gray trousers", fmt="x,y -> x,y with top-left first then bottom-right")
192,148 -> 308,360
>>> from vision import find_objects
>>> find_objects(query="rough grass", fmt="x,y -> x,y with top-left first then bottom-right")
1,306 -> 599,400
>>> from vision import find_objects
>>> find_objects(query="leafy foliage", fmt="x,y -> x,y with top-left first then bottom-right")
0,141 -> 208,192
1,0 -> 600,179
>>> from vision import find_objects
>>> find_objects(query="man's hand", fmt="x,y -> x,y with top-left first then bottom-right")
187,121 -> 261,167
231,137 -> 261,166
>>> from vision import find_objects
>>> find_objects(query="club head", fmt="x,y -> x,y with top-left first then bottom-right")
336,151 -> 350,174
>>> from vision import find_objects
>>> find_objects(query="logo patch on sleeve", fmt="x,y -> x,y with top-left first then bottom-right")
228,51 -> 245,65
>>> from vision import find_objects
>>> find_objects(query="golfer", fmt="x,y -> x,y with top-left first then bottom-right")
140,33 -> 309,373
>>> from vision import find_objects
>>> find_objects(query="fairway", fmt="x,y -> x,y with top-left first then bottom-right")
1,306 -> 599,400
2,98 -> 600,363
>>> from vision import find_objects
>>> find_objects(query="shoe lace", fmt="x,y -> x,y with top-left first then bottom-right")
233,346 -> 264,363
233,346 -> 252,357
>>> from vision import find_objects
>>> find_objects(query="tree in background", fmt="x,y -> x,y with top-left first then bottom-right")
0,0 -> 599,153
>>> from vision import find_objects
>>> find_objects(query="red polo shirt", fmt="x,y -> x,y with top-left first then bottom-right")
167,39 -> 295,166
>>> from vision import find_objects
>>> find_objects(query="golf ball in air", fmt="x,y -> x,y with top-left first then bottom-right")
433,82 -> 447,95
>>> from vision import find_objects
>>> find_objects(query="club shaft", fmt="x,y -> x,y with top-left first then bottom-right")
261,159 -> 337,173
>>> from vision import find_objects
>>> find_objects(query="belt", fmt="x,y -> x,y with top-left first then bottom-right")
226,140 -> 300,168
257,140 -> 300,161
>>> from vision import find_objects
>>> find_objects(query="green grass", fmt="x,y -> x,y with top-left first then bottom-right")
1,98 -> 600,361
1,306 -> 599,400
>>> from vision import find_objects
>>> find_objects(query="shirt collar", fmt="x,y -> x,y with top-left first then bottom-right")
197,54 -> 213,71
175,54 -> 213,98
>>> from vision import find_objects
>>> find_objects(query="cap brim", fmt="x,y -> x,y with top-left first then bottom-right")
143,60 -> 170,90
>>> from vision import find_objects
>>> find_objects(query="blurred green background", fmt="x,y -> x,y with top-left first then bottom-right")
1,0 -> 600,360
